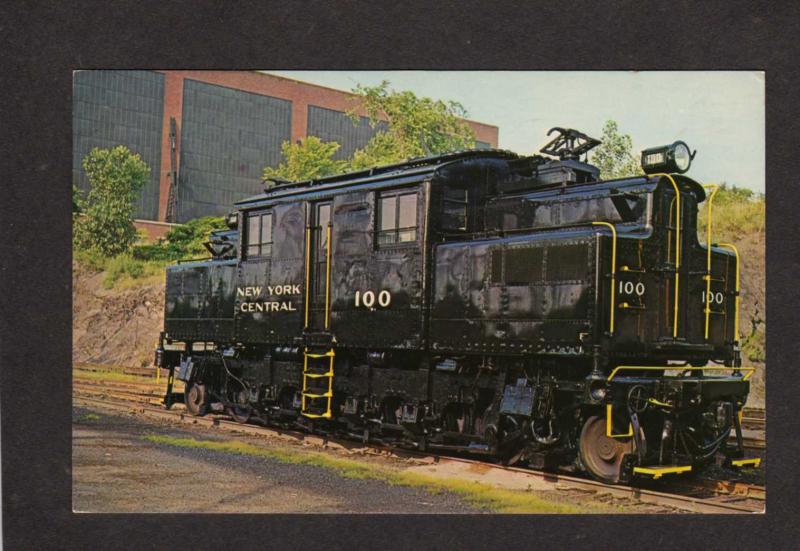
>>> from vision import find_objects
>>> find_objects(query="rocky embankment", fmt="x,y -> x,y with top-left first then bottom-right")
72,261 -> 164,368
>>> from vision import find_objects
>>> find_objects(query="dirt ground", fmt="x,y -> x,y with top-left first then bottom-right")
74,403 -> 692,514
72,405 -> 484,513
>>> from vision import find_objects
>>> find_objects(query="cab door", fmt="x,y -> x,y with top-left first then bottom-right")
308,201 -> 332,331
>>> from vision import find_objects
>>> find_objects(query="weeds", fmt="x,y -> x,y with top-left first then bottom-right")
101,254 -> 167,289
697,185 -> 765,243
74,248 -> 110,272
143,434 -> 610,513
741,328 -> 766,363
74,215 -> 226,289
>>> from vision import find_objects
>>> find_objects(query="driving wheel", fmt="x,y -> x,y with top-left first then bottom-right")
184,382 -> 209,416
226,388 -> 252,424
579,415 -> 635,484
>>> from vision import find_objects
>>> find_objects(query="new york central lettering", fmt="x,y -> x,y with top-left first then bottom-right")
240,301 -> 297,312
235,285 -> 301,297
237,284 -> 302,313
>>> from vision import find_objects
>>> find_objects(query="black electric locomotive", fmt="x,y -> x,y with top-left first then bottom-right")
156,128 -> 759,483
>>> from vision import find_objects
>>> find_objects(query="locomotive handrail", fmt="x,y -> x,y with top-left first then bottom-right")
717,242 -> 741,343
651,173 -> 682,338
324,223 -> 332,330
702,184 -> 720,339
605,403 -> 633,438
606,365 -> 755,382
304,226 -> 312,328
592,221 -> 617,335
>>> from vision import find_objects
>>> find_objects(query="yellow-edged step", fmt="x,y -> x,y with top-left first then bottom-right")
633,465 -> 692,480
301,347 -> 335,419
731,458 -> 761,468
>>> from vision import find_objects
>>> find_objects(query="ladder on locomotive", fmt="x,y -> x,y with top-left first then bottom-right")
301,348 -> 335,418
301,212 -> 335,419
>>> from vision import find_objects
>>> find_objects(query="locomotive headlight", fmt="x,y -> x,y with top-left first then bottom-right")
672,142 -> 692,172
640,141 -> 696,175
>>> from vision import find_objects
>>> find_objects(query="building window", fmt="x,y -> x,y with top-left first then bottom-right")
246,211 -> 273,258
442,187 -> 468,231
377,191 -> 417,246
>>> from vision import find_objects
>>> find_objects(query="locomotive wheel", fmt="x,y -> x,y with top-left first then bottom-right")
501,447 -> 525,467
579,415 -> 635,484
226,404 -> 252,424
226,388 -> 252,424
184,382 -> 209,416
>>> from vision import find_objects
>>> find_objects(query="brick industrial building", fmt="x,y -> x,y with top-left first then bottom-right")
72,71 -> 499,237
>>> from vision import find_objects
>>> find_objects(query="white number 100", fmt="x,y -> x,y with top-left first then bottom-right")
618,281 -> 645,296
355,289 -> 392,308
701,291 -> 724,305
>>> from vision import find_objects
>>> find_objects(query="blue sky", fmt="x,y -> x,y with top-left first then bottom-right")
268,71 -> 765,194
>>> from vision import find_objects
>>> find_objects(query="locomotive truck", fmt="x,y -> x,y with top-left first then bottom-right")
155,128 -> 759,483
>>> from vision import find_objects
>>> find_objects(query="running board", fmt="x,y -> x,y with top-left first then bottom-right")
633,465 -> 692,480
731,458 -> 761,468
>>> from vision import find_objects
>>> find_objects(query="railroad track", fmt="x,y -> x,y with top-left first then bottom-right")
73,375 -> 767,451
73,380 -> 165,407
74,362 -> 159,379
73,386 -> 764,514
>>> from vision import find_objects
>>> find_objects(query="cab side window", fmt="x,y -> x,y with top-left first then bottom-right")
245,211 -> 273,258
377,191 -> 417,246
442,187 -> 468,231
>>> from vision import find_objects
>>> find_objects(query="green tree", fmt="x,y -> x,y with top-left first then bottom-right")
263,136 -> 349,186
74,145 -> 149,256
72,184 -> 84,215
348,81 -> 477,170
713,182 -> 758,204
590,120 -> 641,179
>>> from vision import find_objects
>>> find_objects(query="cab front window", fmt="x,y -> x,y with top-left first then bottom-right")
245,211 -> 273,258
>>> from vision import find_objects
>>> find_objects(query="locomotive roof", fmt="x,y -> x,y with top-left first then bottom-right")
236,149 -> 520,208
236,148 -> 707,210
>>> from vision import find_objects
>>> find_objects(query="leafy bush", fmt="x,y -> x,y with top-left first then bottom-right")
131,216 -> 227,262
73,146 -> 150,256
73,185 -> 85,215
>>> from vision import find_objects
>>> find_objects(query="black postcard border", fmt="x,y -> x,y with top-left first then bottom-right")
2,1 -> 798,549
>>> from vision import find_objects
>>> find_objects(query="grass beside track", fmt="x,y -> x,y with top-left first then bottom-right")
143,434 -> 614,514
